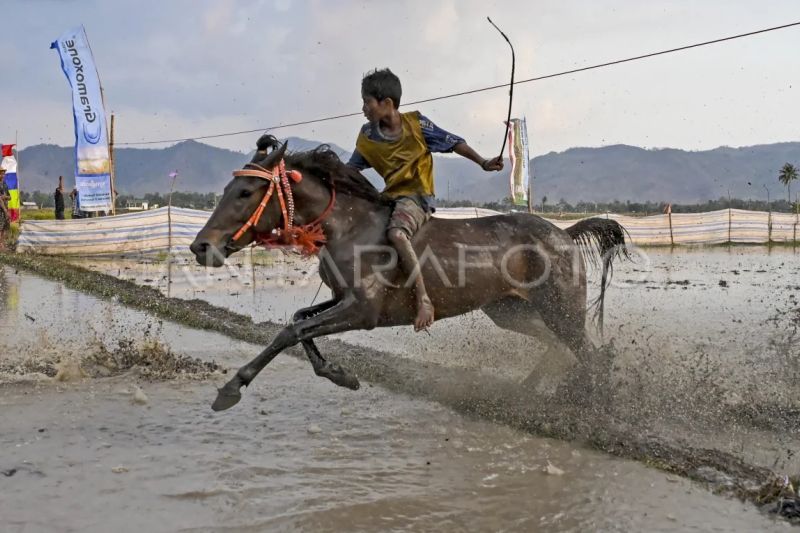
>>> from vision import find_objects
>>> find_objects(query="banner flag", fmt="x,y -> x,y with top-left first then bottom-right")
51,26 -> 112,212
505,117 -> 530,206
1,147 -> 19,221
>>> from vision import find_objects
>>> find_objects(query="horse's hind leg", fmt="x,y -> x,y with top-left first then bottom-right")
482,297 -> 582,394
292,300 -> 360,391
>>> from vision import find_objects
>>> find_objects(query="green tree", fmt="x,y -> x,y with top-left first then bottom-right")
778,162 -> 798,203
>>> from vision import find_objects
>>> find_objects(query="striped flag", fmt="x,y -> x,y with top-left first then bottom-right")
505,118 -> 530,206
1,144 -> 19,222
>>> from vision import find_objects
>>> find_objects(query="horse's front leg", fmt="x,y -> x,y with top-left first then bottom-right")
292,300 -> 361,391
301,338 -> 360,391
212,295 -> 372,411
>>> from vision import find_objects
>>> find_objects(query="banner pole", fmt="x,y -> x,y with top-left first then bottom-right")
15,130 -> 19,214
14,130 -> 20,248
527,182 -> 533,214
109,114 -> 116,215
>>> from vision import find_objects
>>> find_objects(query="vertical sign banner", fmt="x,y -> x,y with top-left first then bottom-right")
1,144 -> 19,221
51,26 -> 112,212
505,117 -> 530,206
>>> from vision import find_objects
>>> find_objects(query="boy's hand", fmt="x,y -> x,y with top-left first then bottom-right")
481,156 -> 504,171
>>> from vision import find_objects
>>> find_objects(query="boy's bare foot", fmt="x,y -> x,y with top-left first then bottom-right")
414,296 -> 435,332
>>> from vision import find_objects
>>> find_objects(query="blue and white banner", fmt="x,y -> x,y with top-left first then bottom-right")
51,26 -> 112,212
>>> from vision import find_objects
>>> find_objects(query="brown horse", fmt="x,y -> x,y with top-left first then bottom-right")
191,135 -> 628,411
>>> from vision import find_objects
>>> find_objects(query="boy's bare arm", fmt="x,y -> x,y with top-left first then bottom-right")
453,142 -> 504,171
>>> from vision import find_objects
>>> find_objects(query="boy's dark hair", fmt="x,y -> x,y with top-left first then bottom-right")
361,68 -> 402,108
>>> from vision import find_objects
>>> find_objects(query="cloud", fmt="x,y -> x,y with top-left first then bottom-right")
1,0 -> 799,157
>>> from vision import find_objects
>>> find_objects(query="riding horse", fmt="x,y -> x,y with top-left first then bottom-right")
190,135 -> 628,411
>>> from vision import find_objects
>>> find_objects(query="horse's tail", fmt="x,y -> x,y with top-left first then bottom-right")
565,217 -> 630,332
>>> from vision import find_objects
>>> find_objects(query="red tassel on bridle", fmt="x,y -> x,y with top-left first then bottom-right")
230,159 -> 335,256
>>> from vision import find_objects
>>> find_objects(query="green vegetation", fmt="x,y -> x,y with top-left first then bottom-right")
6,223 -> 19,248
778,163 -> 798,204
20,208 -> 74,221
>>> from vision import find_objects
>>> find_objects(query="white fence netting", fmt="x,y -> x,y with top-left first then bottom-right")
17,207 -> 799,255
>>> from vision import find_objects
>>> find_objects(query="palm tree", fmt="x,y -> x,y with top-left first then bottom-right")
778,163 -> 798,203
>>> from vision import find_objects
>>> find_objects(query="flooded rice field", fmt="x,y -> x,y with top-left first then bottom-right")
1,245 -> 799,531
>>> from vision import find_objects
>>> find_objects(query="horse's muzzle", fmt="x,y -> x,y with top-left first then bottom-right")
190,238 -> 228,267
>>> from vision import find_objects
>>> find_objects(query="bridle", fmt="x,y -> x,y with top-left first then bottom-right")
230,158 -> 336,256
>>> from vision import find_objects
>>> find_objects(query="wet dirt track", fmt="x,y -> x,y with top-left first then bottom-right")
1,246 -> 799,530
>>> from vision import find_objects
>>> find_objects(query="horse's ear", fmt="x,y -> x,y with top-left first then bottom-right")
256,134 -> 279,152
251,137 -> 288,168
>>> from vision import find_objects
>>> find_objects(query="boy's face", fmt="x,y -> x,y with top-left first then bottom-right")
361,95 -> 394,123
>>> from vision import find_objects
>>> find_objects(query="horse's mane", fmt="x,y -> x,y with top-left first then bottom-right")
285,146 -> 388,206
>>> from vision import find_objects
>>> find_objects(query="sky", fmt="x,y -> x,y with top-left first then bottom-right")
1,0 -> 799,158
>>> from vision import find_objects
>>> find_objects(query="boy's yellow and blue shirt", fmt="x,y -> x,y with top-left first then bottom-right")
348,111 -> 464,201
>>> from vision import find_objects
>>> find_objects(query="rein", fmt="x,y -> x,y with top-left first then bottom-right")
231,159 -> 335,256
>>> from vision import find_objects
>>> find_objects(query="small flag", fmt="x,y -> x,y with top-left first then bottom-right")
168,171 -> 178,178
505,118 -> 530,206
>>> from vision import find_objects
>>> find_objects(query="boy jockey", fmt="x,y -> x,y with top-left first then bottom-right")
347,68 -> 503,331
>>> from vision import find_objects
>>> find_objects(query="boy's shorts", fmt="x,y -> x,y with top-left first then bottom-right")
387,196 -> 431,239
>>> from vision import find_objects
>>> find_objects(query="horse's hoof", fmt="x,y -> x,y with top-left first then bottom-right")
338,373 -> 360,391
212,389 -> 242,411
212,378 -> 244,411
321,363 -> 360,391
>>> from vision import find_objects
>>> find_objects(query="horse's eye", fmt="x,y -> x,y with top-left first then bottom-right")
240,189 -> 253,199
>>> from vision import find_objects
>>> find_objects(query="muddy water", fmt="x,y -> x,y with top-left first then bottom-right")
71,247 -> 800,416
0,267 -> 787,531
70,248 -> 800,492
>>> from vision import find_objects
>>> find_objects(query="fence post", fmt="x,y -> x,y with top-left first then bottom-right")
665,203 -> 674,247
728,190 -> 732,245
767,210 -> 773,245
728,207 -> 732,245
250,245 -> 256,290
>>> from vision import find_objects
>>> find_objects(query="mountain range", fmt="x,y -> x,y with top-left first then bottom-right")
14,137 -> 800,204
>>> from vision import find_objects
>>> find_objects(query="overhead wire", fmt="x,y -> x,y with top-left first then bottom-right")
116,21 -> 800,146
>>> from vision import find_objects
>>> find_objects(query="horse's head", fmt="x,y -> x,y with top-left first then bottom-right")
190,135 -> 288,267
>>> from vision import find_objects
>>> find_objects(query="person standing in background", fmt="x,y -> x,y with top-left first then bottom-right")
54,176 -> 65,220
70,187 -> 83,219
